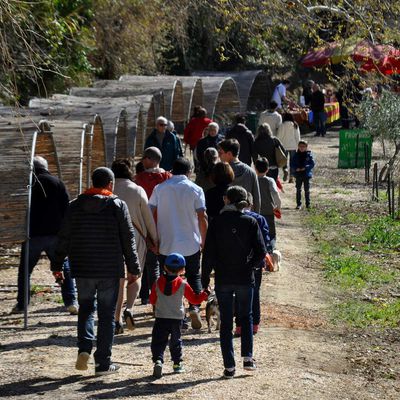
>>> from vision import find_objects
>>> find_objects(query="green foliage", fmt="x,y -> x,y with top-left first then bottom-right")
325,256 -> 396,289
360,91 -> 400,145
362,217 -> 400,251
333,299 -> 400,328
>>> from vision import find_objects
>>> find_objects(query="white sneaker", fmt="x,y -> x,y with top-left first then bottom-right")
67,304 -> 79,315
75,352 -> 90,370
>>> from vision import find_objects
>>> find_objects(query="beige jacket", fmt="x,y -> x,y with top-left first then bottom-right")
114,178 -> 157,268
277,121 -> 301,151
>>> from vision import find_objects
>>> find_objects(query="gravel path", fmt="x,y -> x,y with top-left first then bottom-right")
0,132 -> 398,399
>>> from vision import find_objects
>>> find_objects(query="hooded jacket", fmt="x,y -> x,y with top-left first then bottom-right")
290,150 -> 315,178
229,161 -> 261,213
52,193 -> 140,278
202,208 -> 266,287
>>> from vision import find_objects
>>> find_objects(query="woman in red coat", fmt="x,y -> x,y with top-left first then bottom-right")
184,106 -> 212,151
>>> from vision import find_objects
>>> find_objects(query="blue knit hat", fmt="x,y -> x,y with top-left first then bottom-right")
165,253 -> 186,270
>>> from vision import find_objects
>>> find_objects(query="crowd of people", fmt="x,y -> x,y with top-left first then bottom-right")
14,100 -> 316,380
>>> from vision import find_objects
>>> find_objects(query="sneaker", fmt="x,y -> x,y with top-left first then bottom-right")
243,359 -> 257,371
296,205 -> 302,210
223,368 -> 235,379
115,321 -> 124,335
181,318 -> 189,330
67,304 -> 79,315
288,177 -> 294,183
95,363 -> 120,376
123,309 -> 135,330
11,304 -> 24,314
153,360 -> 163,379
253,324 -> 259,334
189,308 -> 202,330
234,326 -> 241,337
75,352 -> 90,371
173,362 -> 185,373
283,170 -> 289,182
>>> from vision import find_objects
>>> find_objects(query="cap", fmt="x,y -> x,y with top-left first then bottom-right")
165,253 -> 186,270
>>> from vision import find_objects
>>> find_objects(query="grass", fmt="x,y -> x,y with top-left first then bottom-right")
333,299 -> 400,328
325,255 -> 396,289
361,217 -> 400,251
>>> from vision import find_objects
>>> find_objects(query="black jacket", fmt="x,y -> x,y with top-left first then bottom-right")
252,136 -> 285,167
51,194 -> 140,279
205,184 -> 229,220
30,168 -> 69,237
201,209 -> 266,287
225,124 -> 254,166
310,90 -> 325,113
195,134 -> 223,172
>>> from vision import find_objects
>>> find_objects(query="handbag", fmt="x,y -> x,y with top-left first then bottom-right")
131,220 -> 157,253
275,143 -> 287,168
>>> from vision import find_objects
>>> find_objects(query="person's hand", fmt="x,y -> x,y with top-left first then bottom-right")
127,273 -> 140,285
53,271 -> 64,285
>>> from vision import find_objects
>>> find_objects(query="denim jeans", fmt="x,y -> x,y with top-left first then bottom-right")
159,251 -> 201,307
76,278 -> 120,369
313,111 -> 327,136
151,318 -> 183,364
216,284 -> 254,368
17,236 -> 76,309
284,150 -> 296,174
296,174 -> 311,207
236,268 -> 262,327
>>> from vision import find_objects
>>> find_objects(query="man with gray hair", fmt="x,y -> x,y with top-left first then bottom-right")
144,116 -> 182,171
13,156 -> 77,314
51,167 -> 140,375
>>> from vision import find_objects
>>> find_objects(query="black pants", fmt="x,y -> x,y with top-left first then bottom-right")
151,318 -> 182,364
296,175 -> 311,207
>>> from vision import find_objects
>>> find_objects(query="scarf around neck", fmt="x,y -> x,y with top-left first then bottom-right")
84,187 -> 113,196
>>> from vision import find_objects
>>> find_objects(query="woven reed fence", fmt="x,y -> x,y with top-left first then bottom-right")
0,118 -> 60,244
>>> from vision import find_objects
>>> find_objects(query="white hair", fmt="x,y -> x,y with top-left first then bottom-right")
167,120 -> 175,131
33,156 -> 48,171
156,116 -> 168,125
208,122 -> 219,132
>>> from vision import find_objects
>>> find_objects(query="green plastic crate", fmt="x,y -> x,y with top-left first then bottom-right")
338,129 -> 372,169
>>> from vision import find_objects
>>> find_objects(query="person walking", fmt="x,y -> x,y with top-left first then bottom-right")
149,158 -> 208,329
277,113 -> 301,182
225,114 -> 254,166
202,186 -> 266,378
13,156 -> 77,314
111,159 -> 158,334
150,253 -> 209,378
144,116 -> 182,171
252,123 -> 286,182
51,167 -> 140,375
218,139 -> 261,213
310,84 -> 327,137
257,101 -> 282,136
183,106 -> 212,152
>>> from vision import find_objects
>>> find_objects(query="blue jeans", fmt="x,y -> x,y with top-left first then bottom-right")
17,236 -> 76,309
313,111 -> 326,136
76,278 -> 120,369
216,284 -> 254,368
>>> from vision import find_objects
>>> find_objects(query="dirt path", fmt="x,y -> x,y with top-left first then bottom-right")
0,132 -> 398,399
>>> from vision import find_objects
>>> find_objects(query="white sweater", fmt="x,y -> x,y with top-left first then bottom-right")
258,111 -> 282,136
277,121 -> 301,151
114,178 -> 158,267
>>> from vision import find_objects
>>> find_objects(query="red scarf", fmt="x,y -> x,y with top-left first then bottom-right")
84,187 -> 113,196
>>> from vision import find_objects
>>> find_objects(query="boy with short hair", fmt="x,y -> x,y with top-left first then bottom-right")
150,253 -> 209,379
254,157 -> 281,248
290,141 -> 315,209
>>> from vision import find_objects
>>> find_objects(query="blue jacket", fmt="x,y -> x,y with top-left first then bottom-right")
144,129 -> 182,171
290,150 -> 315,178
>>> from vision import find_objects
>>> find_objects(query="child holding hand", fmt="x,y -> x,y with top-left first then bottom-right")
150,253 -> 209,378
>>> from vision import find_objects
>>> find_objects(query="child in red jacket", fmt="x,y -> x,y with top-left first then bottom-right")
150,253 -> 208,378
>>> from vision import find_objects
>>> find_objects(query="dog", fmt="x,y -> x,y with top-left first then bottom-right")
205,291 -> 220,333
271,249 -> 282,272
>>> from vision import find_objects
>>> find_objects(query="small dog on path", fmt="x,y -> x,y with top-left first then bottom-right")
205,291 -> 220,333
272,249 -> 282,272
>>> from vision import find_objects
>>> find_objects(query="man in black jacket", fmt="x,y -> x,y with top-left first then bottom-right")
310,83 -> 327,137
225,114 -> 255,166
202,186 -> 266,379
52,167 -> 140,376
14,156 -> 77,314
